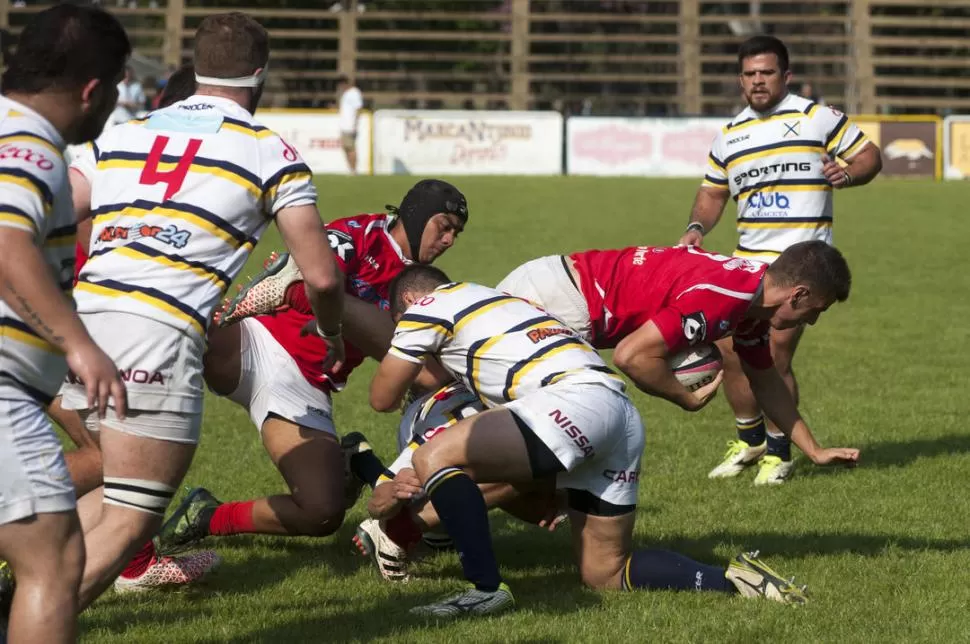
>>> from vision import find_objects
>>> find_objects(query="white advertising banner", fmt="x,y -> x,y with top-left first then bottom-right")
566,117 -> 727,177
255,110 -> 373,175
943,115 -> 970,180
373,110 -> 563,175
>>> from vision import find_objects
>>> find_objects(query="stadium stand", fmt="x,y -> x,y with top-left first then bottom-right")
1,0 -> 968,115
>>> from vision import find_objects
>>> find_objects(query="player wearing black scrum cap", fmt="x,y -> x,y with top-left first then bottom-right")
152,179 -> 469,551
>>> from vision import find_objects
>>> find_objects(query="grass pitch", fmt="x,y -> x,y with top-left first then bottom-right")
77,176 -> 970,643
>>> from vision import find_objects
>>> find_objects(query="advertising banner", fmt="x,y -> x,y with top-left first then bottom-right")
943,115 -> 970,179
851,116 -> 940,179
566,117 -> 726,177
373,110 -> 563,175
255,110 -> 373,175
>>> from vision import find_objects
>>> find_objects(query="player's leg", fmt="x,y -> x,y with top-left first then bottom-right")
753,325 -> 804,485
409,408 -> 544,616
76,414 -> 205,609
0,401 -> 84,643
342,133 -> 358,174
567,509 -> 803,603
160,318 -> 346,546
48,395 -> 103,497
567,400 -> 807,603
201,322 -> 242,396
709,336 -> 768,478
166,417 -> 346,541
0,512 -> 84,644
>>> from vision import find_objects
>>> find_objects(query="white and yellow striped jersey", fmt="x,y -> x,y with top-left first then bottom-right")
703,93 -> 870,261
0,96 -> 76,404
388,282 -> 625,406
74,95 -> 316,339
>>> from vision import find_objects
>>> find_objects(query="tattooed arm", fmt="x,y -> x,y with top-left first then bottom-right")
0,228 -> 126,416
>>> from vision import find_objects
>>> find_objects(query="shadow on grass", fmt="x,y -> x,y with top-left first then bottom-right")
641,529 -> 970,563
857,433 -> 970,469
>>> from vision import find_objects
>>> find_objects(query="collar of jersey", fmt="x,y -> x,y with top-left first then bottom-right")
0,95 -> 65,150
745,91 -> 799,120
382,214 -> 410,264
180,94 -> 255,120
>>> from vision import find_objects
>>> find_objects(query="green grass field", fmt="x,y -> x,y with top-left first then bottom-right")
76,176 -> 970,643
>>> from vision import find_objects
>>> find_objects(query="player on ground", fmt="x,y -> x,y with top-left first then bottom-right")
153,179 -> 467,550
679,35 -> 882,484
0,6 -> 129,642
354,382 -> 565,583
369,264 -> 810,618
51,64 -> 199,501
58,13 -> 346,610
496,242 -> 860,470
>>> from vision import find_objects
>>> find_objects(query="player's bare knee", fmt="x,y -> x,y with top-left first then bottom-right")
292,492 -> 345,535
412,439 -> 458,481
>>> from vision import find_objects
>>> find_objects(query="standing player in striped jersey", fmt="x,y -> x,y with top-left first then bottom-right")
58,13 -> 346,610
44,65 -> 222,594
680,35 -> 882,484
0,6 -> 129,642
368,265 -> 811,619
50,64 -> 199,503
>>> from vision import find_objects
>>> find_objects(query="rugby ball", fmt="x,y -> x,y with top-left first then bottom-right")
669,344 -> 723,391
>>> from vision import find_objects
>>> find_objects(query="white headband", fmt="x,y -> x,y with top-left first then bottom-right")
195,64 -> 267,88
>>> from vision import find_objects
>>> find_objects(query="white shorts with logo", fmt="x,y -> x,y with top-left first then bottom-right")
0,399 -> 75,525
496,255 -> 593,343
225,318 -> 336,435
504,379 -> 644,512
61,311 -> 204,443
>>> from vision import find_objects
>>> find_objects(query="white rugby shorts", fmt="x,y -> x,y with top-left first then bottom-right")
60,311 -> 204,443
504,378 -> 645,513
0,398 -> 75,525
224,318 -> 336,435
61,311 -> 204,413
496,255 -> 593,342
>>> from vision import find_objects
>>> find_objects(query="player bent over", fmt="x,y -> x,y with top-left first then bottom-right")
154,180 -> 467,550
0,6 -> 129,642
369,265 -> 808,619
354,383 -> 565,582
58,13 -> 346,611
497,242 -> 860,474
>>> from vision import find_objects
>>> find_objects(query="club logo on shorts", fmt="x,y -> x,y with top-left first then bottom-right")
682,312 -> 707,345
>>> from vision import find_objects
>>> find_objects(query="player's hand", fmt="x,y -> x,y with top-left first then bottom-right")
393,468 -> 424,501
808,446 -> 860,467
683,370 -> 723,412
66,341 -> 127,419
678,229 -> 704,247
299,320 -> 346,372
821,154 -> 851,189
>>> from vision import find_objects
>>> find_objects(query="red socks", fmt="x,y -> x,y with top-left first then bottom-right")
207,501 -> 256,536
120,541 -> 156,579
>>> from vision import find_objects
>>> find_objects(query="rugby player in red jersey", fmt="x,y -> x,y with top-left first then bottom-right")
154,179 -> 467,549
496,241 -> 860,468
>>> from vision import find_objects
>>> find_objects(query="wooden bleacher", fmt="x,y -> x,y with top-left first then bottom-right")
2,0 -> 968,115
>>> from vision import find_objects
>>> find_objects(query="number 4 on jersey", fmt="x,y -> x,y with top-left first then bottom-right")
139,135 -> 203,201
